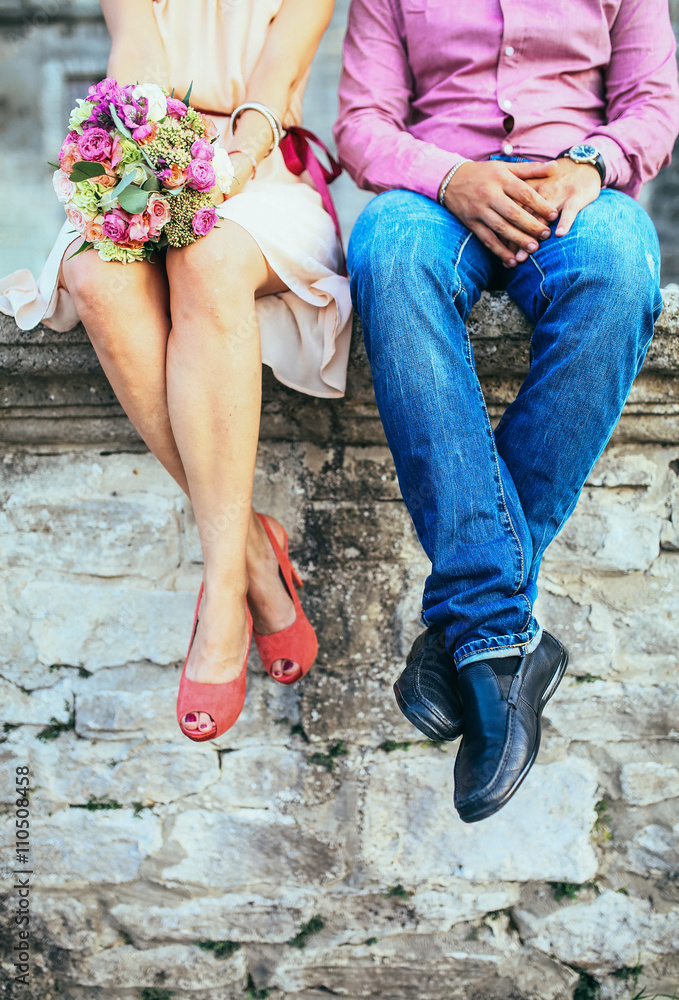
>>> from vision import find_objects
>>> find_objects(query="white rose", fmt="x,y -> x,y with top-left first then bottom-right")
213,147 -> 235,194
132,84 -> 167,123
52,169 -> 76,204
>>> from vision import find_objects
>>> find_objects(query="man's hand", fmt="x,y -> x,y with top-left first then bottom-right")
524,157 -> 601,237
442,160 -> 559,266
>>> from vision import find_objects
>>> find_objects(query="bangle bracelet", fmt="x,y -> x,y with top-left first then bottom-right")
229,102 -> 282,156
438,159 -> 472,205
229,148 -> 258,181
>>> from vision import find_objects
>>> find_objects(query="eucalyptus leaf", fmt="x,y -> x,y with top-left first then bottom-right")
182,81 -> 193,106
109,102 -> 132,139
118,186 -> 150,214
66,240 -> 94,261
99,170 -> 136,210
142,176 -> 161,191
69,161 -> 107,183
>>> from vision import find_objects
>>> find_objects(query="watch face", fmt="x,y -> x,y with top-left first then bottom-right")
570,144 -> 598,162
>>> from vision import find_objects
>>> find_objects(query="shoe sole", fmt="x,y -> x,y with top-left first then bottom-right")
393,679 -> 457,742
457,644 -> 569,824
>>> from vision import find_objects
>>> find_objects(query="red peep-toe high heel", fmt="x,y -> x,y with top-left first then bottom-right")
176,584 -> 253,742
253,513 -> 318,684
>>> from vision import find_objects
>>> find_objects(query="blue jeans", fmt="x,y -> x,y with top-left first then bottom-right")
348,187 -> 663,668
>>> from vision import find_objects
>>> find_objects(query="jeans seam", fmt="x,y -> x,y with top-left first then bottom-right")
453,235 -> 525,595
527,253 -> 552,365
464,325 -> 525,595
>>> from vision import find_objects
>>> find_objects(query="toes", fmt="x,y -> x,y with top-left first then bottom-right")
271,659 -> 301,682
181,711 -> 216,736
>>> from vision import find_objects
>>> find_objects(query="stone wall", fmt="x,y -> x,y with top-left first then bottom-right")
1,295 -> 679,999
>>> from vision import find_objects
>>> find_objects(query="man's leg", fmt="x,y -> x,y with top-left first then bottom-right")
452,189 -> 662,823
499,188 -> 663,579
348,190 -> 539,668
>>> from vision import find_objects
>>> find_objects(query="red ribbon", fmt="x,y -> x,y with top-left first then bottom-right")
280,126 -> 346,273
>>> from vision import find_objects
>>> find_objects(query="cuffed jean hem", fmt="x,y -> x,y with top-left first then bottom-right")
453,621 -> 543,669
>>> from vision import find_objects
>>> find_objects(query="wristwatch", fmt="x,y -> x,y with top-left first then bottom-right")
558,144 -> 606,184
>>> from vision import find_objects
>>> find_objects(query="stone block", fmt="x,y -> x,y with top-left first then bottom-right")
516,889 -> 679,974
0,495 -> 180,579
626,821 -> 679,876
0,808 -> 162,887
68,942 -> 247,991
160,808 -> 347,890
361,756 -> 599,884
30,893 -> 116,953
534,590 -> 615,678
620,761 -> 679,805
547,488 -> 661,573
1,728 -> 220,806
0,675 -> 73,727
212,746 -> 306,810
18,579 -> 200,670
545,679 -> 679,744
112,892 -> 315,945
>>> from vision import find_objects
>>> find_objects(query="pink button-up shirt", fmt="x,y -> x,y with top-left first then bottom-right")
334,0 -> 679,201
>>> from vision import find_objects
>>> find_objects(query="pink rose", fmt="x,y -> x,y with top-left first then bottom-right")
192,206 -> 218,238
53,169 -> 76,204
132,122 -> 158,144
66,206 -> 90,235
59,138 -> 80,174
128,214 -> 150,243
85,216 -> 105,242
166,97 -> 188,119
186,159 -> 216,192
110,135 -> 124,169
102,209 -> 130,243
77,127 -> 112,162
191,139 -> 215,161
145,193 -> 172,236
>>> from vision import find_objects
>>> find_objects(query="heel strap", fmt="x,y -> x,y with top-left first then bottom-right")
255,512 -> 300,608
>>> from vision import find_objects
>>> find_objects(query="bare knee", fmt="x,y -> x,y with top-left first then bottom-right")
166,225 -> 265,327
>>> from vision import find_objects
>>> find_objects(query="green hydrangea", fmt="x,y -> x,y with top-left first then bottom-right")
69,99 -> 95,132
118,137 -> 145,165
94,238 -> 147,264
71,180 -> 101,216
163,189 -> 213,248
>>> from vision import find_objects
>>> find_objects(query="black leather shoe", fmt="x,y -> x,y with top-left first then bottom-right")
453,631 -> 568,824
393,627 -> 464,741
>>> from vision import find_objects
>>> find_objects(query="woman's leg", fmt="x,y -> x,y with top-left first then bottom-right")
61,239 -> 188,492
165,222 -> 299,736
63,238 -> 301,704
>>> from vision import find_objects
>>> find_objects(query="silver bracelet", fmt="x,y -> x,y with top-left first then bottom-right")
229,102 -> 282,156
438,159 -> 472,205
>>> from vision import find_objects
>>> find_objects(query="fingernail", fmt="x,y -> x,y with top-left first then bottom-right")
549,211 -> 558,220
199,723 -> 208,730
541,230 -> 551,239
556,228 -> 564,236
507,259 -> 516,267
185,713 -> 197,723
527,243 -> 538,252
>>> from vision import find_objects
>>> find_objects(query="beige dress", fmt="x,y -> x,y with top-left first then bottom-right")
0,0 -> 352,398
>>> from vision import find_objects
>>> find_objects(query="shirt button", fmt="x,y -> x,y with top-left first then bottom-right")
502,99 -> 513,110
503,143 -> 514,154
505,46 -> 515,56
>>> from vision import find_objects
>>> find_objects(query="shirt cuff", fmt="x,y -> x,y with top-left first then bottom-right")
416,150 -> 470,203
583,133 -> 632,191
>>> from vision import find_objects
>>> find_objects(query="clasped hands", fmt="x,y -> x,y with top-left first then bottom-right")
442,157 -> 602,267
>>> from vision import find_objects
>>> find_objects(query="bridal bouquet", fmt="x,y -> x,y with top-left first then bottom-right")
52,78 -> 235,263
